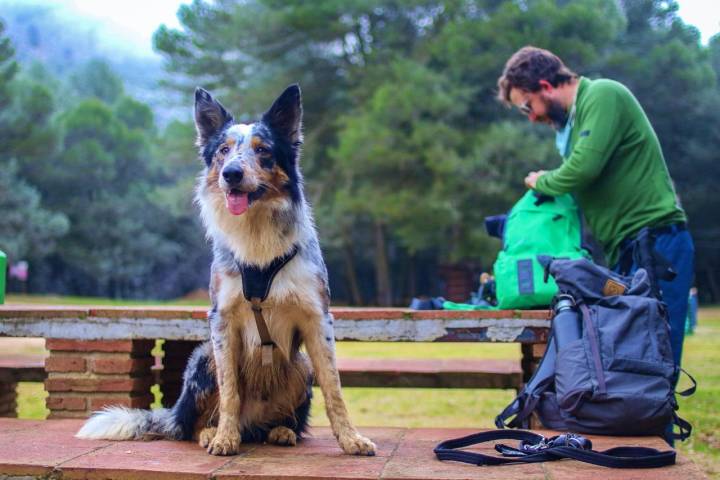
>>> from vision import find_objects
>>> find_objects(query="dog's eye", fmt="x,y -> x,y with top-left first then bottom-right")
260,157 -> 275,169
219,146 -> 230,155
255,146 -> 269,155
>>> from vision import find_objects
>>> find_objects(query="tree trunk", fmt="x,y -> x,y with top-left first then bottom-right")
374,221 -> 392,306
341,231 -> 364,306
407,253 -> 417,300
704,267 -> 719,303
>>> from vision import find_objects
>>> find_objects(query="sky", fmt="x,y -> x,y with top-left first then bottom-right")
15,0 -> 720,58
676,0 -> 720,44
42,0 -> 183,58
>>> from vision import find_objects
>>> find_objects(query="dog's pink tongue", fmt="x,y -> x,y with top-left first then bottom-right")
226,192 -> 249,215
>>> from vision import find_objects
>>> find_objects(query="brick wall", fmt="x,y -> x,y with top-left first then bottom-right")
45,339 -> 155,418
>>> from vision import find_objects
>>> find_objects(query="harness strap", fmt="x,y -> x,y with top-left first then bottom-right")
238,245 -> 300,367
239,245 -> 299,302
251,298 -> 275,366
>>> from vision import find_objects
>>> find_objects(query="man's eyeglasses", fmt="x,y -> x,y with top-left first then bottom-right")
518,100 -> 532,116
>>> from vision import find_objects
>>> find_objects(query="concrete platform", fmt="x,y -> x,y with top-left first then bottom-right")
0,419 -> 706,479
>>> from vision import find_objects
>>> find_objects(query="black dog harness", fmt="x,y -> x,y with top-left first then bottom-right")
237,245 -> 299,367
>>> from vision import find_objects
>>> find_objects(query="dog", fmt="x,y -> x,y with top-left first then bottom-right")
76,85 -> 376,457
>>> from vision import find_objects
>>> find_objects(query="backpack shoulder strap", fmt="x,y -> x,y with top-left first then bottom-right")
672,412 -> 693,441
495,335 -> 557,428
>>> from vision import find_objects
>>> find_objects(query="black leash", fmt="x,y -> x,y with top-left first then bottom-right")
434,430 -> 676,468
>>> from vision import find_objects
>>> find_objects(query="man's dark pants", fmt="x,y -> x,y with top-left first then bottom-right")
655,227 -> 695,368
613,224 -> 694,443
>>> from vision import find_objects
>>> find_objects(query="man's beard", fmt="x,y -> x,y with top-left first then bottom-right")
542,98 -> 569,130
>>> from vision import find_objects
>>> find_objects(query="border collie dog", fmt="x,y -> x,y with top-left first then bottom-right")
77,85 -> 376,457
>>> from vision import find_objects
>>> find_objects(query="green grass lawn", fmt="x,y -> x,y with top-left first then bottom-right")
310,341 -> 520,428
6,295 -> 719,478
674,307 -> 720,479
5,293 -> 209,307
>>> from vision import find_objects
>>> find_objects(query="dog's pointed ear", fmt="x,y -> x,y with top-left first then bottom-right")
262,84 -> 303,144
194,87 -> 234,145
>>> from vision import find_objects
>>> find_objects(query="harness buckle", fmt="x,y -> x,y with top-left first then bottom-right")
261,344 -> 273,366
251,297 -> 275,367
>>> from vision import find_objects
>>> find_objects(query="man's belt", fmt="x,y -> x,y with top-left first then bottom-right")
648,222 -> 686,236
617,225 -> 680,298
619,222 -> 686,252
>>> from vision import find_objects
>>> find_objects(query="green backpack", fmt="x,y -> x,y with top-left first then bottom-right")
488,191 -> 590,309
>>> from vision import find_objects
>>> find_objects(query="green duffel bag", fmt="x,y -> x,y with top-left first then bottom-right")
489,191 -> 590,309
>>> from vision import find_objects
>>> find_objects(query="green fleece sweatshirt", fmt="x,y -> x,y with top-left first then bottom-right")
535,77 -> 686,266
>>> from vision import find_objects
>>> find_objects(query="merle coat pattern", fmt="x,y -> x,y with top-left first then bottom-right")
76,85 -> 376,457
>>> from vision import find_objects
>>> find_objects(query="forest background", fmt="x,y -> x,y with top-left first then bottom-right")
1,0 -> 719,306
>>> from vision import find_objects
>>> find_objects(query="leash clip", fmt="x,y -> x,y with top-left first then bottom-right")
517,433 -> 592,454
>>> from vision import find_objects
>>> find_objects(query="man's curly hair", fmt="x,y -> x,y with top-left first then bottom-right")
497,46 -> 577,105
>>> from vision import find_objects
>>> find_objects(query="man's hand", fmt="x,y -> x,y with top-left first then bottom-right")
524,170 -> 546,190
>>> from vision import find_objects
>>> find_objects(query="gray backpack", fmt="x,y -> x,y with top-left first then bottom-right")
496,257 -> 694,440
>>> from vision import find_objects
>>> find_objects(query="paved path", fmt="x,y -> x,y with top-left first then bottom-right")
0,419 -> 706,479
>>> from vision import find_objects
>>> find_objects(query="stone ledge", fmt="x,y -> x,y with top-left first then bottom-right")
0,305 -> 551,343
0,305 -> 551,321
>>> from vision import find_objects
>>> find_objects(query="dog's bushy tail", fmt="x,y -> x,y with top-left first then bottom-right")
75,407 -> 181,440
76,342 -> 217,441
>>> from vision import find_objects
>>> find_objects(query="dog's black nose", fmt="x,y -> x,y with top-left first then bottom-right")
222,165 -> 244,185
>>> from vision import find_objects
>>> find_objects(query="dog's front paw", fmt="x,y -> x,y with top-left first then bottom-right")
198,427 -> 217,449
268,426 -> 297,446
338,431 -> 376,456
207,429 -> 241,456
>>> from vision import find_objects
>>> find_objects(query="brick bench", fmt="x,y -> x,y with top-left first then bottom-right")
0,306 -> 550,418
157,353 -> 524,406
0,352 -> 523,417
0,418 -> 705,479
0,355 -> 46,417
335,358 -> 523,390
157,355 -> 524,406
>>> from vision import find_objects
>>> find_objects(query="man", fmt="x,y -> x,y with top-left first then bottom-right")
496,46 -> 694,373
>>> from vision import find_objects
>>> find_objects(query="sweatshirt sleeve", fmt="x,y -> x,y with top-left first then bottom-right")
535,83 -> 626,196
